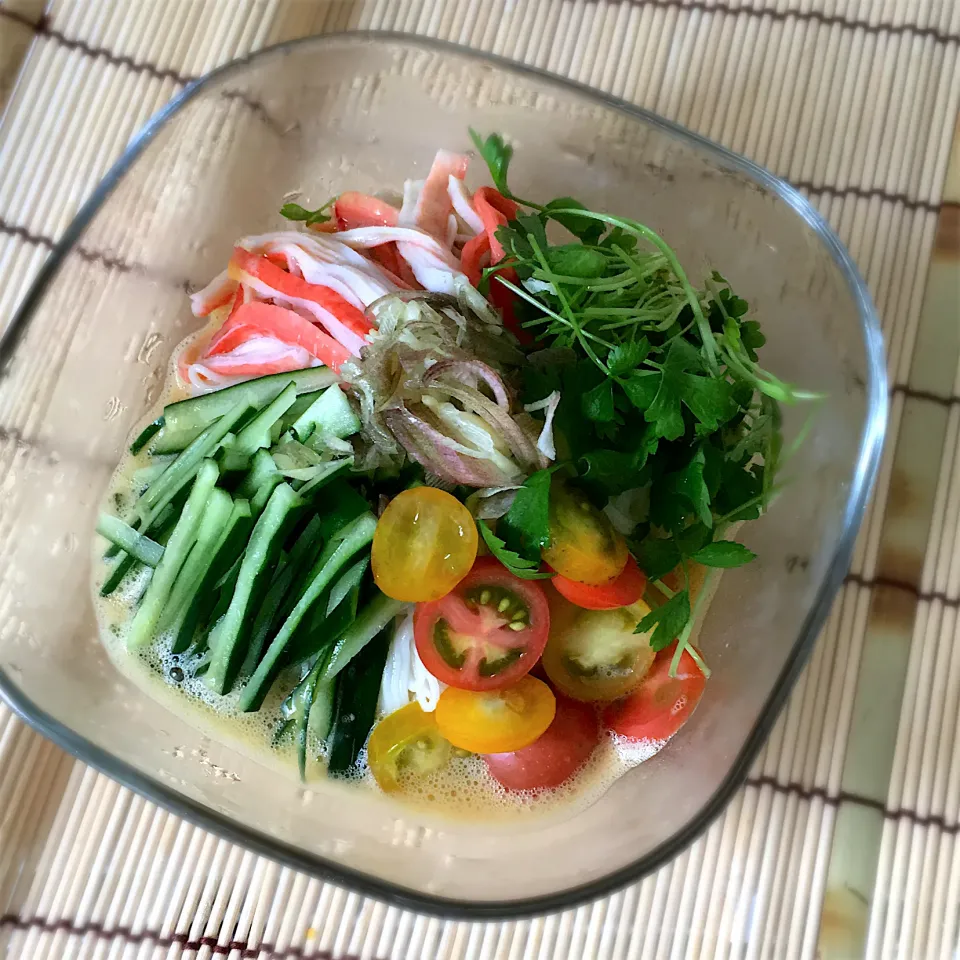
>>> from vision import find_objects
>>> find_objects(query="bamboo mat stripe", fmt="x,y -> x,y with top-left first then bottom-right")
0,1 -> 958,958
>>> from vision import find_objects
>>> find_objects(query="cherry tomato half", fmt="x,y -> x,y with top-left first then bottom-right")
604,642 -> 706,742
435,675 -> 556,753
366,702 -> 452,793
414,557 -> 550,691
484,695 -> 600,790
541,484 -> 628,585
372,487 -> 478,603
542,589 -> 655,702
552,555 -> 646,610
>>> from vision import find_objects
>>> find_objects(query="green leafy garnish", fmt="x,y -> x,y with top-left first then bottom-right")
466,131 -> 818,675
635,589 -> 691,652
690,541 -> 756,567
279,199 -> 334,226
498,467 -> 555,557
469,129 -> 514,199
477,521 -> 553,580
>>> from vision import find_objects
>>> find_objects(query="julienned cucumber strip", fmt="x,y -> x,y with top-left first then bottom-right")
327,627 -> 390,776
290,385 -> 360,443
159,487 -> 233,632
241,515 -> 327,677
279,390 -> 324,433
237,449 -> 279,499
138,398 -> 251,522
127,460 -> 219,650
100,502 -> 179,597
286,578 -> 362,668
96,514 -> 164,567
296,459 -> 353,498
129,417 -> 164,455
171,500 -> 252,654
326,555 -> 369,616
238,512 -> 378,713
233,382 -> 298,455
251,473 -> 284,516
153,368 -> 337,455
323,592 -> 406,681
206,483 -> 302,695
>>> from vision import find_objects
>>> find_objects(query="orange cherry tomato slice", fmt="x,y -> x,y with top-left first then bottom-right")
372,488 -> 478,603
551,554 -> 647,610
541,484 -> 628,585
435,675 -> 556,754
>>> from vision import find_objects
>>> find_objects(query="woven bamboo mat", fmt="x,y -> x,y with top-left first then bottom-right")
0,1 -> 958,957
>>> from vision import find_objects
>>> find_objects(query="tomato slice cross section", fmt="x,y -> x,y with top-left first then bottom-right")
414,557 -> 550,691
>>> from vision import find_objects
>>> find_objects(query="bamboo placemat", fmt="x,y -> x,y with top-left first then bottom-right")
0,1 -> 958,957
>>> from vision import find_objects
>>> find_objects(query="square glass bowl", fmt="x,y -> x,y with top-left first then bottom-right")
0,33 -> 886,916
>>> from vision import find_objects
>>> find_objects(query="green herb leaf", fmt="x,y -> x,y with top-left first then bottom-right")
579,449 -> 647,496
691,541 -> 757,567
635,537 -> 682,580
470,129 -> 514,197
607,339 -> 651,376
500,467 -> 554,556
545,244 -> 607,278
622,371 -> 660,411
650,449 -> 713,531
635,589 -> 691,651
543,198 -> 606,244
477,521 -> 554,580
582,380 -> 616,422
643,339 -> 738,440
279,200 -> 333,226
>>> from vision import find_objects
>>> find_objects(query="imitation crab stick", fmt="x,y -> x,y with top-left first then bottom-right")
334,192 -> 400,231
414,150 -> 469,242
228,247 -> 372,354
206,301 -> 353,372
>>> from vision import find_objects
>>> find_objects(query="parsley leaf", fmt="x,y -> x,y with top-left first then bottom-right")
641,339 -> 737,440
543,198 -> 606,244
477,521 -> 553,580
650,449 -> 712,531
546,244 -> 607,278
499,467 -> 554,557
607,338 -> 651,376
635,537 -> 682,580
279,200 -> 333,226
635,589 -> 691,651
691,541 -> 757,567
470,129 -> 514,197
582,380 -> 616,422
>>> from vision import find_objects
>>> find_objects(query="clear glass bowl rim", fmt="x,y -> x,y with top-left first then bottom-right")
0,31 -> 888,919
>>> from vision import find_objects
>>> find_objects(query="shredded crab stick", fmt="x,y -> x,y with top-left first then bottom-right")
180,301 -> 351,387
412,150 -> 470,242
186,338 -> 321,389
448,175 -> 484,236
228,247 -> 372,355
207,302 -> 353,369
334,191 -> 400,230
334,226 -> 467,295
189,269 -> 238,318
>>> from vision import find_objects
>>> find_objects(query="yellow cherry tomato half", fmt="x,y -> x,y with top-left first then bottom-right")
541,484 -> 628,585
542,589 -> 656,702
435,675 -> 556,754
366,702 -> 452,793
372,487 -> 478,602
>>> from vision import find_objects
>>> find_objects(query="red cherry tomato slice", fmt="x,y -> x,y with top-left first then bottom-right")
484,695 -> 600,791
551,555 -> 647,610
414,557 -> 550,691
604,642 -> 706,742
